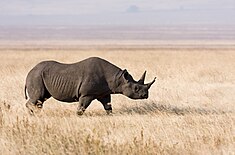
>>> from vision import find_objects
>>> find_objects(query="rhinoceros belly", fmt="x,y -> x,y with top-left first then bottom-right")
43,73 -> 78,102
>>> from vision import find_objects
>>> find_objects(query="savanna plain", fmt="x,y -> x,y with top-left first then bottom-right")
0,41 -> 234,155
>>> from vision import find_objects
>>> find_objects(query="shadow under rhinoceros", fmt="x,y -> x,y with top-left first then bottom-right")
117,101 -> 230,116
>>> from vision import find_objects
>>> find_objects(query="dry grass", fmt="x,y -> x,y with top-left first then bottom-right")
0,41 -> 234,155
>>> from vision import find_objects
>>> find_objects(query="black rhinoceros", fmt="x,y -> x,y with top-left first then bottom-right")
25,57 -> 156,115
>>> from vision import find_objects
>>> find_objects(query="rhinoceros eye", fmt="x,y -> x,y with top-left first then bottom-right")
134,85 -> 140,92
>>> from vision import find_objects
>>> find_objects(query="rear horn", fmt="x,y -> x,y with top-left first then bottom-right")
138,71 -> 146,84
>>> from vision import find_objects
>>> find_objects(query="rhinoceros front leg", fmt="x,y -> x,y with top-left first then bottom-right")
77,96 -> 94,115
97,95 -> 112,115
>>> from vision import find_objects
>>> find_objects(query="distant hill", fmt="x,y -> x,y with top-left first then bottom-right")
0,8 -> 234,26
0,25 -> 234,41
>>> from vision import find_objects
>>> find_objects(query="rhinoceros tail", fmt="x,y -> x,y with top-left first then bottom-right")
24,85 -> 28,100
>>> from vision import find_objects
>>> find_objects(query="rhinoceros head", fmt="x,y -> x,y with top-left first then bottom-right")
120,70 -> 156,99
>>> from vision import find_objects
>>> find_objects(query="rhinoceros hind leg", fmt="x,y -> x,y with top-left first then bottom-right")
26,99 -> 44,115
25,101 -> 35,115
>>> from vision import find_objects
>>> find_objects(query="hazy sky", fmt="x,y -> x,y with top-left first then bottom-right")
0,0 -> 234,25
0,0 -> 234,15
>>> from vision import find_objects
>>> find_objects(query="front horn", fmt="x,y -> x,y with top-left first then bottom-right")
147,77 -> 156,89
138,71 -> 146,84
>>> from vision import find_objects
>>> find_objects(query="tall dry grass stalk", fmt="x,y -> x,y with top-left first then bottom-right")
0,41 -> 234,154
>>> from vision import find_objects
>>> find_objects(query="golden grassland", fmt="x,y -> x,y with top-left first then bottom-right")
0,41 -> 234,155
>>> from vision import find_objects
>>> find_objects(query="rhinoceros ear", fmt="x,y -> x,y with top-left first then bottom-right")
120,69 -> 130,82
123,69 -> 129,79
138,71 -> 146,84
